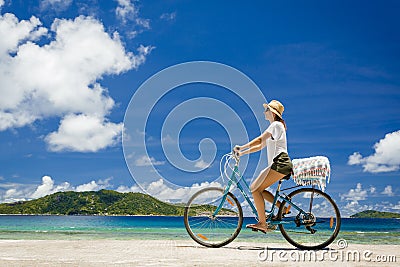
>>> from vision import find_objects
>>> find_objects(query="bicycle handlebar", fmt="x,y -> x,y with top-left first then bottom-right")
232,146 -> 241,162
220,151 -> 240,184
233,152 -> 240,163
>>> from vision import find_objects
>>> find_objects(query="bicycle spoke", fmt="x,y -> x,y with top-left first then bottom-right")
184,187 -> 243,247
215,217 -> 240,228
191,218 -> 210,228
278,188 -> 341,250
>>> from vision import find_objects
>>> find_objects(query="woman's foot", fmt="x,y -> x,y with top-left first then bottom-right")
246,222 -> 268,234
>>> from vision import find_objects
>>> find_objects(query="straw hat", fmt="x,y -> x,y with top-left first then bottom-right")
263,100 -> 284,119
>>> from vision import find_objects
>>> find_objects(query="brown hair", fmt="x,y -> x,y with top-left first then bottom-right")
273,114 -> 287,130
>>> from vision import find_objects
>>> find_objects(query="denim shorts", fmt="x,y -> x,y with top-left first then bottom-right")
271,152 -> 293,176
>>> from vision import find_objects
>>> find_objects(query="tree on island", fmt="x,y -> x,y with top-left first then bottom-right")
350,210 -> 400,219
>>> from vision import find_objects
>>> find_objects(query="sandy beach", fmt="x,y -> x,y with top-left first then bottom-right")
0,239 -> 398,266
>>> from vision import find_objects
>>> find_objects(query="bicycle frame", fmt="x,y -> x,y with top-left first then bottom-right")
213,157 -> 309,224
184,153 -> 341,250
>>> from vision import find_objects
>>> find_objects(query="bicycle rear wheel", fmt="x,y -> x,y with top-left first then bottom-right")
184,187 -> 243,248
278,187 -> 341,250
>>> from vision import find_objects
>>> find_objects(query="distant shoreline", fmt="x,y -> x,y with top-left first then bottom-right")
350,210 -> 400,219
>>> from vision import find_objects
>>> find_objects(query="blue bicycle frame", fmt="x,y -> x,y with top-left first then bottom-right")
213,160 -> 308,224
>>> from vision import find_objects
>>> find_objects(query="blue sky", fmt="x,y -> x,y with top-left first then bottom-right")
0,0 -> 399,217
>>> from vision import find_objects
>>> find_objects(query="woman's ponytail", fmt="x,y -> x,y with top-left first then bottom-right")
274,115 -> 287,130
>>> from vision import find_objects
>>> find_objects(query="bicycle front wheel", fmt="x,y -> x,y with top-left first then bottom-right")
278,187 -> 341,250
184,187 -> 243,248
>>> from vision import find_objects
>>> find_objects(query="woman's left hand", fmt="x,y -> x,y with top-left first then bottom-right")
233,145 -> 242,157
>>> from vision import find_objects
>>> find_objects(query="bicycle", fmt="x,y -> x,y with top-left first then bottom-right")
184,152 -> 341,250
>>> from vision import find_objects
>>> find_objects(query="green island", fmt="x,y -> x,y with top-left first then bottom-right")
0,190 -> 234,216
350,209 -> 400,219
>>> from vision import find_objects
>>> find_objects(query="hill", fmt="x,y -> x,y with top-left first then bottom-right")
0,190 -> 236,216
350,210 -> 400,219
0,190 -> 185,216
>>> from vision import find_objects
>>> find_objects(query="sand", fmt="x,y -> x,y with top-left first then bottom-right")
0,239 -> 398,266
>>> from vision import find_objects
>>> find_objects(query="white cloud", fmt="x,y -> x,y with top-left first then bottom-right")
76,177 -> 112,192
132,44 -> 154,68
4,189 -> 18,199
341,201 -> 374,217
40,0 -> 73,12
116,184 -> 142,193
31,175 -> 55,199
53,182 -> 72,192
340,200 -> 400,217
0,175 -> 223,204
115,0 -> 150,28
348,130 -> 400,173
0,176 -> 116,202
4,188 -> 28,203
348,152 -> 362,165
0,13 -> 47,57
144,179 -> 223,203
161,134 -> 175,144
369,186 -> 376,194
134,155 -> 165,166
115,0 -> 134,22
45,114 -> 123,152
76,181 -> 99,192
30,176 -> 73,199
339,183 -> 399,217
194,159 -> 210,169
0,0 -> 4,9
160,12 -> 176,21
340,183 -> 367,202
0,13 -> 152,152
0,176 -> 74,202
382,185 -> 394,197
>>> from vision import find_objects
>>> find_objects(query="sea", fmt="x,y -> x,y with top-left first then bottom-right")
0,216 -> 398,245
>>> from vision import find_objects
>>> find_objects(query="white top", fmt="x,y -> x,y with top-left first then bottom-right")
263,121 -> 288,166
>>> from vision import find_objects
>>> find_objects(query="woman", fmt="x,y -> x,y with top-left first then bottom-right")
234,100 -> 293,233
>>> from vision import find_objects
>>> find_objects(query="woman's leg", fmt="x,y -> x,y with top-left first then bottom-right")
251,169 -> 285,224
261,190 -> 275,206
250,168 -> 270,224
261,191 -> 283,210
250,167 -> 270,193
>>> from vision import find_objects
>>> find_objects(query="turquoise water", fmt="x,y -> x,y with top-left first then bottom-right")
0,215 -> 398,244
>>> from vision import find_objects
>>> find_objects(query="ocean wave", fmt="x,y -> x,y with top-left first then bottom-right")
356,231 -> 390,234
